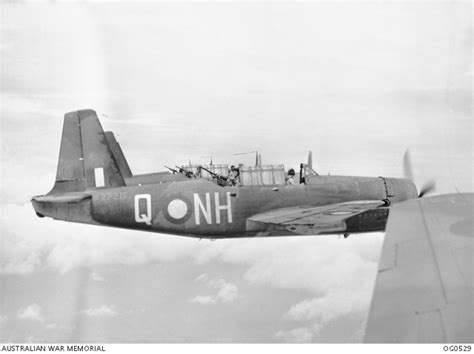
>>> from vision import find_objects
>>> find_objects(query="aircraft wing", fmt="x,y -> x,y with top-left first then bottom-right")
365,193 -> 473,343
247,200 -> 385,235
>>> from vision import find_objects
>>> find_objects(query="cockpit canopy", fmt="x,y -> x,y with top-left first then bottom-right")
180,163 -> 288,186
178,149 -> 318,187
239,165 -> 286,186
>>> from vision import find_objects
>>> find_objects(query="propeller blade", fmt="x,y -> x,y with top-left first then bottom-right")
403,149 -> 414,181
308,150 -> 313,170
418,180 -> 436,198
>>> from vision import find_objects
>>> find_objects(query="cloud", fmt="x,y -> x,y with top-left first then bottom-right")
17,304 -> 44,322
275,327 -> 314,343
83,305 -> 116,318
188,274 -> 239,305
195,273 -> 209,282
277,288 -> 372,342
193,237 -> 382,294
188,295 -> 216,305
25,336 -> 37,343
90,272 -> 105,282
207,278 -> 239,304
45,323 -> 58,330
286,290 -> 370,324
0,314 -> 7,326
189,237 -> 382,341
0,203 -> 200,275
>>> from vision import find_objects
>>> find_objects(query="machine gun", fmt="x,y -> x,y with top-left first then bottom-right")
175,166 -> 196,178
199,166 -> 228,187
164,165 -> 179,174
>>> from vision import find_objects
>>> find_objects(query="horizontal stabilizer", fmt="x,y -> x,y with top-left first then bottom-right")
33,192 -> 92,204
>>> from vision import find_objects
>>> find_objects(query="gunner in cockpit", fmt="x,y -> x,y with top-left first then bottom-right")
227,165 -> 240,186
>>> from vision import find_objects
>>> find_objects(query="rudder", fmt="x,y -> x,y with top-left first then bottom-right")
104,131 -> 133,179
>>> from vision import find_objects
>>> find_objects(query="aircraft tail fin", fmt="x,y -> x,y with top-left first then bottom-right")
51,109 -> 125,193
104,131 -> 133,179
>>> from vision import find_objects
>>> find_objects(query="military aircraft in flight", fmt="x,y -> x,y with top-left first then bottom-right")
31,109 -> 434,239
32,109 -> 472,343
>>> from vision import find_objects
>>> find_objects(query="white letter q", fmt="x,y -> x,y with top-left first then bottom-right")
134,194 -> 152,225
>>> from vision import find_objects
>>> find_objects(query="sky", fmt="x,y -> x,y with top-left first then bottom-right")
0,1 -> 472,343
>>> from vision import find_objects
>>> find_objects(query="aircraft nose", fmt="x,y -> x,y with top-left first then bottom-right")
399,178 -> 418,202
403,179 -> 418,200
385,178 -> 418,203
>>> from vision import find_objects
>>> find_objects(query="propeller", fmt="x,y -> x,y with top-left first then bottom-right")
403,150 -> 414,182
418,181 -> 436,198
403,149 -> 436,198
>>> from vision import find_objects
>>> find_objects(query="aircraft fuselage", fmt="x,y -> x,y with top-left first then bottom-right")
33,175 -> 416,238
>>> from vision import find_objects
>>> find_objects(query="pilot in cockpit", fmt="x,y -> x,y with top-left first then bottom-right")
286,168 -> 296,186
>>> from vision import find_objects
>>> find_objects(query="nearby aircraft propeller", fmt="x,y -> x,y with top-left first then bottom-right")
403,150 -> 436,198
418,181 -> 436,198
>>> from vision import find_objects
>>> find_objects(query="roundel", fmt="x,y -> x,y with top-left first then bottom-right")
162,196 -> 192,224
168,199 -> 188,219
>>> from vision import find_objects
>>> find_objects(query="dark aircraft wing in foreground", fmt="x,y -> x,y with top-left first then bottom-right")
247,200 -> 386,235
365,193 -> 473,342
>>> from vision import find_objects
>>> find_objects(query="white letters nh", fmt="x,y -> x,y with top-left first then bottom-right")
194,193 -> 212,225
215,192 -> 232,224
194,192 -> 232,225
135,194 -> 152,225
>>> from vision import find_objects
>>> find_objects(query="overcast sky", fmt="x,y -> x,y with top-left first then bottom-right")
0,1 -> 472,343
